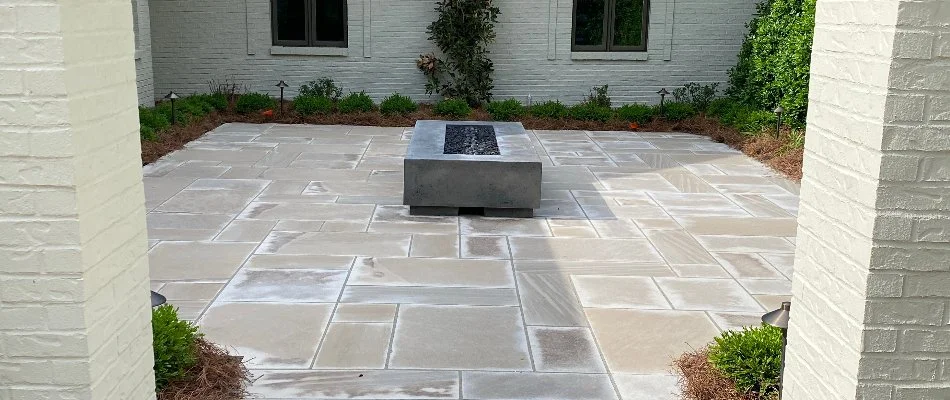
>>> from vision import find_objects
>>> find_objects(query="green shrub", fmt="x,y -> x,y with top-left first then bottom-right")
585,85 -> 611,108
673,83 -> 719,112
139,107 -> 169,141
192,93 -> 229,112
299,77 -> 343,102
152,305 -> 200,390
293,94 -> 333,116
728,0 -> 816,126
708,324 -> 784,397
486,98 -> 525,121
529,100 -> 568,119
616,103 -> 654,124
433,98 -> 472,118
568,102 -> 613,122
380,93 -> 418,115
338,91 -> 375,113
708,98 -> 776,133
235,92 -> 275,114
656,101 -> 696,122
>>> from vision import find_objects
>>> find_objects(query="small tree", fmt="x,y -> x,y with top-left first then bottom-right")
418,0 -> 501,106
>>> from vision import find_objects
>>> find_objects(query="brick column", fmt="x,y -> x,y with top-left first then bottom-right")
783,0 -> 950,399
0,0 -> 155,399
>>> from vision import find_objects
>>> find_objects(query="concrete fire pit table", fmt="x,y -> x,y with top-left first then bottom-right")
403,120 -> 542,217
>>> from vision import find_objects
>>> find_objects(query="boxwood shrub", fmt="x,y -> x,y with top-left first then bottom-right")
708,98 -> 777,133
433,98 -> 471,118
656,101 -> 696,122
707,324 -> 783,397
380,93 -> 418,115
567,102 -> 612,122
616,103 -> 654,124
528,100 -> 568,119
235,92 -> 275,114
338,91 -> 375,113
139,107 -> 169,141
152,305 -> 200,390
486,98 -> 525,121
294,94 -> 333,115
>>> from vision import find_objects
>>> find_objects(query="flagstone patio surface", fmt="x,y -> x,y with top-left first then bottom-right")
145,123 -> 799,400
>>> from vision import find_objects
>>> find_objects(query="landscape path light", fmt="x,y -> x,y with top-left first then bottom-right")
151,291 -> 167,307
276,80 -> 289,115
762,301 -> 791,399
164,91 -> 179,124
773,105 -> 785,137
657,88 -> 670,113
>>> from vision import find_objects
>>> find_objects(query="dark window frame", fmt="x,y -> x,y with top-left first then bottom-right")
271,0 -> 348,48
571,0 -> 649,52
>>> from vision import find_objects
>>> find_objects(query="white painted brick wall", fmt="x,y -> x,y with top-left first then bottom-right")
145,0 -> 755,104
784,0 -> 950,399
134,0 -> 155,106
0,0 -> 156,399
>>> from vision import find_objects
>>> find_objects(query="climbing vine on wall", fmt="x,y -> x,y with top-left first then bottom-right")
418,0 -> 501,106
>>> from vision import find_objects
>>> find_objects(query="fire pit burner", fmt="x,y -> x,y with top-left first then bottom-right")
443,125 -> 500,155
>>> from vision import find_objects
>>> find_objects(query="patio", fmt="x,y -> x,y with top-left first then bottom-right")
144,123 -> 799,399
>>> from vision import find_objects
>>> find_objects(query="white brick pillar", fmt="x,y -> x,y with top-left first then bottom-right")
783,0 -> 950,399
0,0 -> 155,399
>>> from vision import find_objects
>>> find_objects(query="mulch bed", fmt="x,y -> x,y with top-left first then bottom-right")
157,337 -> 251,400
673,348 -> 754,400
141,105 -> 804,182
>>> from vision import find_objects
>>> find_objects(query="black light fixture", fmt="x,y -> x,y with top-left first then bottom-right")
151,291 -> 167,307
657,88 -> 670,113
164,91 -> 180,124
276,80 -> 289,115
773,105 -> 785,137
763,301 -> 791,398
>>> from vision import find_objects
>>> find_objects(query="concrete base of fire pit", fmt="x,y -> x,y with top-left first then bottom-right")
404,120 -> 542,217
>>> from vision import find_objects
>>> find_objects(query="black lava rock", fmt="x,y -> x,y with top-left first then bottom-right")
443,125 -> 500,155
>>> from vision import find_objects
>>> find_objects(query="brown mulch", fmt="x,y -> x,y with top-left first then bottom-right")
157,337 -> 251,400
141,107 -> 804,182
673,348 -> 752,400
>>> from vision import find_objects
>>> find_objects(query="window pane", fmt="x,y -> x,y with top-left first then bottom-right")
275,0 -> 307,42
613,0 -> 644,47
574,0 -> 605,47
315,0 -> 346,43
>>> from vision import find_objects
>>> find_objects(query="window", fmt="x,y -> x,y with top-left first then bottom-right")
572,0 -> 648,52
272,0 -> 347,47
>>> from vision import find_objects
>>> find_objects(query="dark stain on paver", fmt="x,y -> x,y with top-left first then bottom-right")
259,231 -> 305,253
242,202 -> 278,218
234,269 -> 340,288
533,327 -> 596,367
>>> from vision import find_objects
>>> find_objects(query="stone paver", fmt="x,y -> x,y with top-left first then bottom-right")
145,124 -> 799,399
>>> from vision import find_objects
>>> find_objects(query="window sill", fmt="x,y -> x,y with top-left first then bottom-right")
270,46 -> 348,57
571,52 -> 648,61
